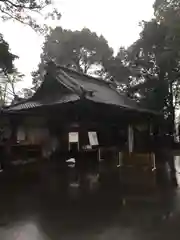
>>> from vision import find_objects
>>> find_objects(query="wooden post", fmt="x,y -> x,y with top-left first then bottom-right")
128,125 -> 134,153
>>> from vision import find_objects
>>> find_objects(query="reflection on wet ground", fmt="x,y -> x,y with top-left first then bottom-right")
1,164 -> 180,239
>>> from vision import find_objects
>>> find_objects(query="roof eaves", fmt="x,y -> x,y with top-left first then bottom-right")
86,97 -> 161,116
4,95 -> 80,112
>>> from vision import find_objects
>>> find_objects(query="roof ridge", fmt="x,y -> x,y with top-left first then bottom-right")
57,68 -> 84,96
57,65 -> 128,99
47,61 -> 129,97
57,64 -> 112,86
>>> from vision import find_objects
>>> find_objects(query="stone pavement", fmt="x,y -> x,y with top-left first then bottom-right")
0,186 -> 180,240
0,166 -> 180,240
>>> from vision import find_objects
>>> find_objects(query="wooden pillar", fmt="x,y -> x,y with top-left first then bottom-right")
128,125 -> 134,153
10,116 -> 18,143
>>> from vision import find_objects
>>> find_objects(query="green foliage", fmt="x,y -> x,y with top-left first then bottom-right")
102,47 -> 131,84
92,1 -> 180,134
32,27 -> 113,88
31,68 -> 43,89
0,34 -> 23,105
20,87 -> 34,98
0,33 -> 17,73
42,27 -> 113,73
154,0 -> 180,18
120,0 -> 180,134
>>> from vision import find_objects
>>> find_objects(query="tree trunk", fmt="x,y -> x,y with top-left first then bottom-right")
168,81 -> 178,187
169,81 -> 175,135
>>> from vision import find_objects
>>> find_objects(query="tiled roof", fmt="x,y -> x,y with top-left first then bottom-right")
5,63 -> 160,115
55,66 -> 159,114
8,101 -> 41,111
7,94 -> 79,111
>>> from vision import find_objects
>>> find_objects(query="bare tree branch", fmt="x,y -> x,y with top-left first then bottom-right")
0,0 -> 61,33
0,0 -> 49,9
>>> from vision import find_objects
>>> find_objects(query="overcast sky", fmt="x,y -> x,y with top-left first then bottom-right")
0,0 -> 155,89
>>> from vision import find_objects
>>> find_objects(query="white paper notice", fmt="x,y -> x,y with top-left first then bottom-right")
88,132 -> 99,146
69,132 -> 79,143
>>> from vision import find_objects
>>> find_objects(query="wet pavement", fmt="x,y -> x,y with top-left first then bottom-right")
1,165 -> 180,239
